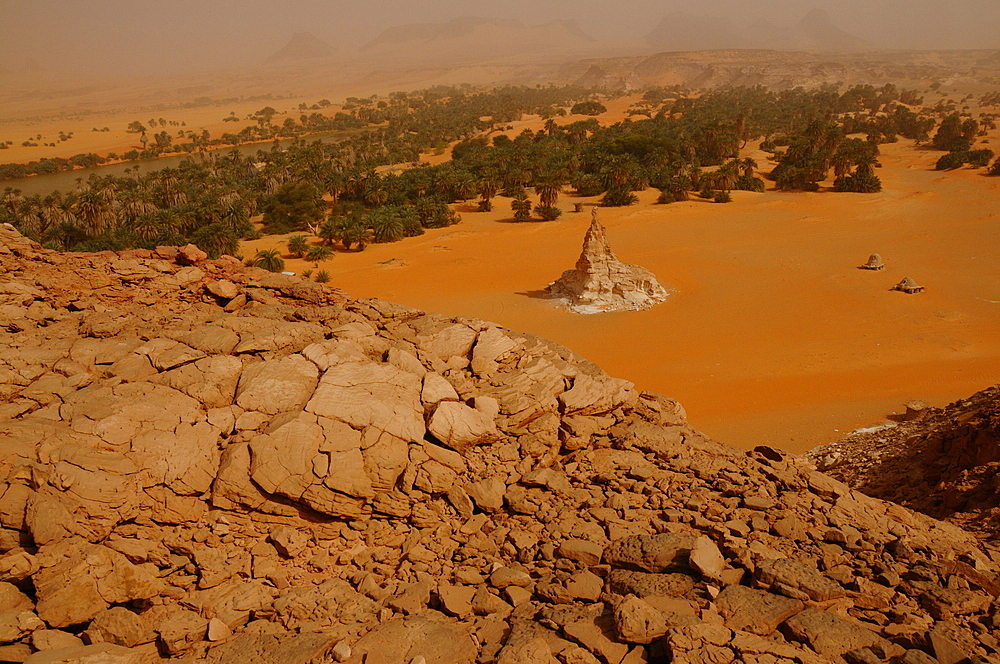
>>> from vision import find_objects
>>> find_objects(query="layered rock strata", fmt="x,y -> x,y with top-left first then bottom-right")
545,214 -> 669,313
0,223 -> 998,664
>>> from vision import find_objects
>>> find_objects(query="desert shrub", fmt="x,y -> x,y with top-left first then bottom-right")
988,157 -> 1000,176
734,175 -> 766,192
601,187 -> 638,207
833,171 -> 883,193
935,152 -> 968,170
315,270 -> 330,283
698,188 -> 716,199
713,191 -> 732,203
967,149 -> 994,168
477,199 -> 492,212
301,269 -> 313,279
535,205 -> 562,221
571,100 -> 607,116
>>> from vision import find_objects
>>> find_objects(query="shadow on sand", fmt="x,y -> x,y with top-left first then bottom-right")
516,288 -> 556,301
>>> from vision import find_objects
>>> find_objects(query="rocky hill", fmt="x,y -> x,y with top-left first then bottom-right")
1,221 -> 999,664
810,386 -> 1000,543
644,9 -> 868,53
265,33 -> 337,64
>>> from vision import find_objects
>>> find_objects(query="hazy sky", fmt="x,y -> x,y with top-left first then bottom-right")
2,0 -> 998,77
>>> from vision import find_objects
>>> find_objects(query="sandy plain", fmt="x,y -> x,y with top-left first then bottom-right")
244,122 -> 1000,452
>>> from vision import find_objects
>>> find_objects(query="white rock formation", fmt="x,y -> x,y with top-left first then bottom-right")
546,211 -> 669,313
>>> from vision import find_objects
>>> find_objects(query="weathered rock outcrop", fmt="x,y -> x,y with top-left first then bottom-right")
1,223 -> 999,664
810,385 -> 1000,541
545,214 -> 669,313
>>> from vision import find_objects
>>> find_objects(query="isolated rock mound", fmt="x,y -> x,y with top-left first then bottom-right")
546,212 -> 669,313
1,223 -> 1000,664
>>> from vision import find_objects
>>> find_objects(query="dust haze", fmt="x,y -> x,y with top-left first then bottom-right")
2,0 -> 998,79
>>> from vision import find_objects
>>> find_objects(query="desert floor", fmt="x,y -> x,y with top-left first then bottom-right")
244,132 -> 1000,453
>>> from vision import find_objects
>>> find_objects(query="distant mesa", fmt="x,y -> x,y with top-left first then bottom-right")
546,209 -> 669,314
645,8 -> 868,52
265,32 -> 336,64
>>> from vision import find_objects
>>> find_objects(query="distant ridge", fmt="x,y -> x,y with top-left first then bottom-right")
645,9 -> 868,52
265,32 -> 336,64
644,12 -> 747,52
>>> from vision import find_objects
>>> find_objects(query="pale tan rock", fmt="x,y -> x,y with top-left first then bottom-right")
34,541 -> 162,629
467,478 -> 506,512
206,617 -> 231,642
177,324 -> 241,355
784,608 -> 891,658
151,355 -> 243,409
489,566 -> 532,589
0,609 -> 43,643
413,321 -> 478,363
564,613 -> 630,664
558,540 -> 604,567
0,582 -> 32,613
496,636 -> 559,664
157,608 -> 205,656
236,355 -> 318,415
269,527 -> 310,558
428,401 -> 501,451
22,642 -> 145,664
438,584 -> 476,618
85,606 -> 144,647
420,372 -> 459,405
614,595 -> 668,644
31,629 -> 84,651
604,533 -> 696,573
306,360 -> 425,442
714,584 -> 804,636
206,280 -> 240,300
177,244 -> 208,265
688,536 -> 725,582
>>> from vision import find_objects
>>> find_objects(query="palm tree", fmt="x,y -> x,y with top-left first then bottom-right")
253,249 -> 285,272
713,161 -> 740,193
286,234 -> 309,258
510,193 -> 532,221
534,172 -> 564,209
305,245 -> 333,264
739,157 -> 758,178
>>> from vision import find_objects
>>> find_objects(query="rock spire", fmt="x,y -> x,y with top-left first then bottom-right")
546,208 -> 669,313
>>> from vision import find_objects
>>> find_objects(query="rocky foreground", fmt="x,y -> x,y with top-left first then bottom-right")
0,223 -> 999,664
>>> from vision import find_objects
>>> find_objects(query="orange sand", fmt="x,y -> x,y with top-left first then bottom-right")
244,137 -> 1000,453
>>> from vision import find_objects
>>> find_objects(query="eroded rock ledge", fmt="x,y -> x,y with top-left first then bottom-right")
0,223 -> 998,664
